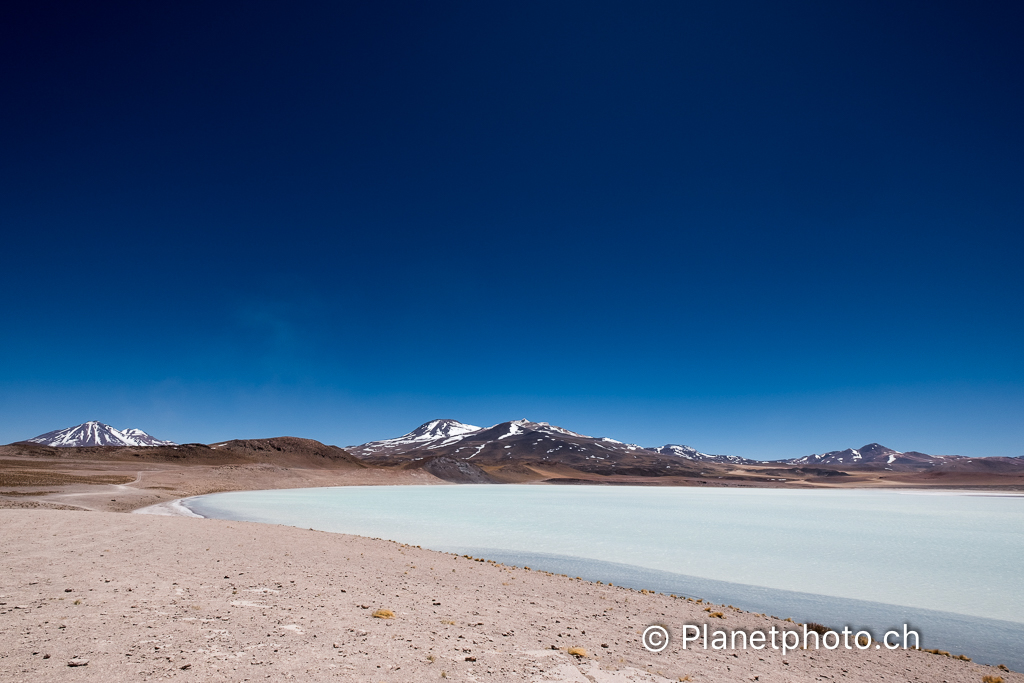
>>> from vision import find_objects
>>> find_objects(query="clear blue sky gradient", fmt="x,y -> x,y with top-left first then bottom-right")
2,1 -> 1022,458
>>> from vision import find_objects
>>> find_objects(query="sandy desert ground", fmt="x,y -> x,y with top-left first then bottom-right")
1,508 -> 1020,683
0,458 -> 447,514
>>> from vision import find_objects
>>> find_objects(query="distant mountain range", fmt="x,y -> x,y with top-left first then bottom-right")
17,419 -> 1023,481
788,442 -> 1024,472
347,418 -> 707,481
646,444 -> 753,465
789,443 -> 956,470
27,421 -> 176,447
347,418 -> 1024,476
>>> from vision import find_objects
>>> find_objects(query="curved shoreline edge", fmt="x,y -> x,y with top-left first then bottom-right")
120,485 -> 1023,519
132,496 -> 205,518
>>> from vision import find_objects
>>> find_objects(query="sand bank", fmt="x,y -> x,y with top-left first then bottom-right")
1,508 -> 1019,682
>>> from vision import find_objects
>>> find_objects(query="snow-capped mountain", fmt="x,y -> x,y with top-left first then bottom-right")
27,421 -> 176,447
345,419 -> 483,457
352,418 -> 768,470
775,443 -> 1024,472
788,442 -> 890,466
348,418 -> 711,479
647,444 -> 757,465
349,418 -> 644,461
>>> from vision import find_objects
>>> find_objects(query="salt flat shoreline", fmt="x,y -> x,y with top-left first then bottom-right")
144,485 -> 1024,523
132,497 -> 204,517
2,508 -> 1020,683
130,484 -> 1024,526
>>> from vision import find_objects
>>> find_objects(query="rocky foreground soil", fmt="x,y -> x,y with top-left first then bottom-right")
1,509 -> 1018,682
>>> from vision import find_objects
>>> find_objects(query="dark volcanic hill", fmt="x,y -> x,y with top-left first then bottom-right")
207,437 -> 368,468
3,436 -> 367,470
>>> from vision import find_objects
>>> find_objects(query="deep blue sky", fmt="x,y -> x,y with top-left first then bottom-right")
2,1 -> 1022,458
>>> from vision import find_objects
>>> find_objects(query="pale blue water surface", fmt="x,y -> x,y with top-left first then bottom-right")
186,485 -> 1024,668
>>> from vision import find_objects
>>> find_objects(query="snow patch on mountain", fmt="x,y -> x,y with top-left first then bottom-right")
497,422 -> 525,440
505,419 -> 587,438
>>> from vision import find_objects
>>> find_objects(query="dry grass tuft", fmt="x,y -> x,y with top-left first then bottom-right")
982,676 -> 1004,683
709,611 -> 725,619
920,647 -> 970,661
805,622 -> 830,636
372,609 -> 395,619
567,647 -> 587,658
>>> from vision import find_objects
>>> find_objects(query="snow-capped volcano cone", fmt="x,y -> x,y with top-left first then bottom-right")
27,421 -> 175,447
